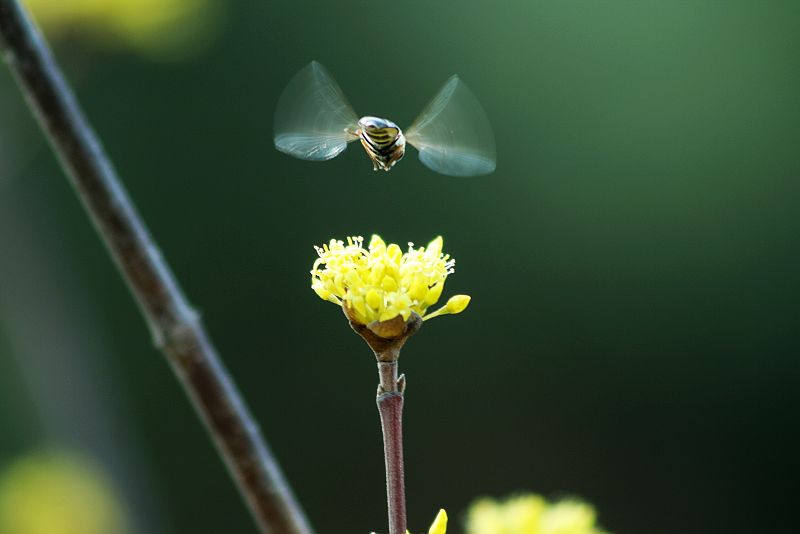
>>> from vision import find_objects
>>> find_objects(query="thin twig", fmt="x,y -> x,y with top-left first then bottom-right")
377,361 -> 407,534
0,2 -> 313,533
347,311 -> 422,534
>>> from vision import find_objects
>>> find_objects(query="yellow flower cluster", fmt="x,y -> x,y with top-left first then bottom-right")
467,495 -> 608,534
311,235 -> 470,325
0,452 -> 130,534
23,0 -> 216,57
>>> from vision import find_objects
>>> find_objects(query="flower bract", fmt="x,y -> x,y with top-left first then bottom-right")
311,235 -> 470,326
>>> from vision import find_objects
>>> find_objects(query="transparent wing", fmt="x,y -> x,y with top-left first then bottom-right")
274,61 -> 360,161
405,76 -> 496,177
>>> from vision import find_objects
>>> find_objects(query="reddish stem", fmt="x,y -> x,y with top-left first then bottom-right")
349,314 -> 420,534
377,388 -> 407,534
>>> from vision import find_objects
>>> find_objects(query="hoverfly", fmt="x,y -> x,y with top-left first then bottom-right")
273,61 -> 496,177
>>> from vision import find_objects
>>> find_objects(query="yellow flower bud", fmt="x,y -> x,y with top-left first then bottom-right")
446,294 -> 471,314
333,273 -> 347,296
313,285 -> 332,301
349,296 -> 368,324
429,509 -> 448,534
369,263 -> 386,285
379,308 -> 398,322
408,273 -> 429,301
381,276 -> 399,292
424,282 -> 444,306
426,236 -> 443,257
369,234 -> 386,252
387,243 -> 402,259
422,294 -> 472,321
366,289 -> 383,310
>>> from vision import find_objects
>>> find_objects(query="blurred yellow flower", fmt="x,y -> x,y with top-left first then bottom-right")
22,0 -> 217,57
467,494 -> 609,534
0,451 -> 130,534
311,235 -> 470,326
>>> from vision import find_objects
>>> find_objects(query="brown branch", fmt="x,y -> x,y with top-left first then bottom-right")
0,2 -> 313,533
377,363 -> 407,534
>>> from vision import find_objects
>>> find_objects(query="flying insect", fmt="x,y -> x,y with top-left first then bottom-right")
273,61 -> 496,177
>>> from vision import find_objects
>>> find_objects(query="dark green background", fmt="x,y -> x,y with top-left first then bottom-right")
1,1 -> 798,533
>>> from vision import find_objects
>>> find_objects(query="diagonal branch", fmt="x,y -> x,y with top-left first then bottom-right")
0,2 -> 313,533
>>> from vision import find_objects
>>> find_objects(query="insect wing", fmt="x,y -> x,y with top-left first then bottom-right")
274,61 -> 359,161
406,76 -> 496,177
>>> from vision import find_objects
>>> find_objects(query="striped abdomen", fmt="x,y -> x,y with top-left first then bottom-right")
357,116 -> 406,171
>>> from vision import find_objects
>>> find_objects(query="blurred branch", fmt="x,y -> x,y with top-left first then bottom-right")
0,2 -> 313,533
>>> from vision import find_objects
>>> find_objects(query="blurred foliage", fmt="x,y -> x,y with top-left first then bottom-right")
0,451 -> 131,534
467,495 -> 606,534
22,0 -> 219,58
